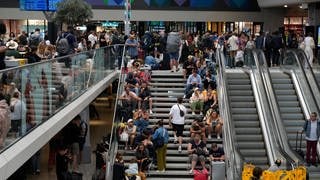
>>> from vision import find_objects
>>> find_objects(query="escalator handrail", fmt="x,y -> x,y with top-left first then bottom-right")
253,49 -> 300,165
105,45 -> 127,180
291,49 -> 320,114
250,49 -> 296,167
245,49 -> 277,166
288,49 -> 320,164
282,49 -> 317,119
216,47 -> 244,180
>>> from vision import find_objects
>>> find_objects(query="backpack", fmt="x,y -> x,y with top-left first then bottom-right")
80,120 -> 88,138
57,33 -> 71,55
29,34 -> 41,46
154,128 -> 166,149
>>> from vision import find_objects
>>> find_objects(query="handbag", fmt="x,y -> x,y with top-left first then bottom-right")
177,104 -> 184,117
120,131 -> 129,142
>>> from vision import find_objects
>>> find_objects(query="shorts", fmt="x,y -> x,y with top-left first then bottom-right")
172,123 -> 184,137
189,154 -> 206,162
70,142 -> 80,155
168,52 -> 179,61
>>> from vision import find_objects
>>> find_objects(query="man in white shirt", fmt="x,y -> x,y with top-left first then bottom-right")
169,97 -> 187,153
227,32 -> 239,68
302,112 -> 320,166
87,31 -> 98,49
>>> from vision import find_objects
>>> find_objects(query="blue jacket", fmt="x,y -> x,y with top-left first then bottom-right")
152,127 -> 169,144
134,118 -> 149,133
303,119 -> 320,139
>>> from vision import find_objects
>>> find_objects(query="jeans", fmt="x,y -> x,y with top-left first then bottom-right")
31,151 -> 41,173
306,140 -> 317,164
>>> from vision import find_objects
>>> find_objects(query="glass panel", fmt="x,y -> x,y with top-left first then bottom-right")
0,45 -> 123,152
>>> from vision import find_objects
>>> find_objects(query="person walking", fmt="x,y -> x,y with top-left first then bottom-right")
169,97 -> 187,153
302,112 -> 320,166
152,120 -> 169,172
304,32 -> 315,67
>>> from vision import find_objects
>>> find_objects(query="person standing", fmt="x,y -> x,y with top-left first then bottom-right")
152,120 -> 169,172
125,34 -> 139,59
302,112 -> 320,166
226,32 -> 239,68
0,21 -> 7,70
0,92 -> 10,148
10,92 -> 26,136
304,32 -> 315,67
169,97 -> 187,153
166,31 -> 181,72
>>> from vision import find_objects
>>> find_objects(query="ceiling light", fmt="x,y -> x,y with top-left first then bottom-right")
284,4 -> 288,8
299,5 -> 303,8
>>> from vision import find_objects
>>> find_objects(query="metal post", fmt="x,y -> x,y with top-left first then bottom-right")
124,0 -> 131,35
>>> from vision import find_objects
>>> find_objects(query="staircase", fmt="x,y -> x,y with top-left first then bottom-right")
118,70 -> 223,179
226,69 -> 269,169
269,70 -> 320,179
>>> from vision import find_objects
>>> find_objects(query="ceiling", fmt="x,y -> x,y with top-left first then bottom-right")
257,0 -> 320,8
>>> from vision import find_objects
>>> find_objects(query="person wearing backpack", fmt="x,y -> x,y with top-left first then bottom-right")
152,120 -> 169,172
29,28 -> 42,47
56,26 -> 77,68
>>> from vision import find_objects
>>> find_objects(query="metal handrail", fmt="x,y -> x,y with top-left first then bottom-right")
254,49 -> 300,165
216,47 -> 243,180
105,44 -> 127,180
289,49 -> 320,164
250,49 -> 295,167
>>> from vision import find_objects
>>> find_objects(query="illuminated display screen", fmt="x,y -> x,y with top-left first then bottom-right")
86,0 -> 260,11
20,0 -> 62,11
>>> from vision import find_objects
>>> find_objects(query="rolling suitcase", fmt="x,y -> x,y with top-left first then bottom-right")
295,131 -> 304,158
211,161 -> 225,180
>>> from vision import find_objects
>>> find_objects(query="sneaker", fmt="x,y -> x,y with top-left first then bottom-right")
174,136 -> 178,144
178,145 -> 182,153
149,109 -> 153,114
208,134 -> 212,139
156,170 -> 160,173
192,112 -> 195,115
217,135 -> 221,140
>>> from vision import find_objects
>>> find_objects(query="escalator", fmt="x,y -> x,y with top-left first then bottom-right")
286,49 -> 320,179
270,71 -> 305,147
269,69 -> 320,179
312,69 -> 320,85
226,69 -> 269,169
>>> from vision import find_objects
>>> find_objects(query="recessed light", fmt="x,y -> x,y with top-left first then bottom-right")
284,4 -> 288,8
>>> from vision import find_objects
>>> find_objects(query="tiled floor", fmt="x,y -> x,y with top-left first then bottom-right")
27,100 -> 114,180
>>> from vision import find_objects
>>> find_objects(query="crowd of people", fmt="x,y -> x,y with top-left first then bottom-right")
0,24 -> 318,180
112,28 -> 318,179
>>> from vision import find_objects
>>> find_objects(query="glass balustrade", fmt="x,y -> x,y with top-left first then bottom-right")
0,45 -> 124,152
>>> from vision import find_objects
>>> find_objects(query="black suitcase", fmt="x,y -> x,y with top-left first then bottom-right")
295,131 -> 304,159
